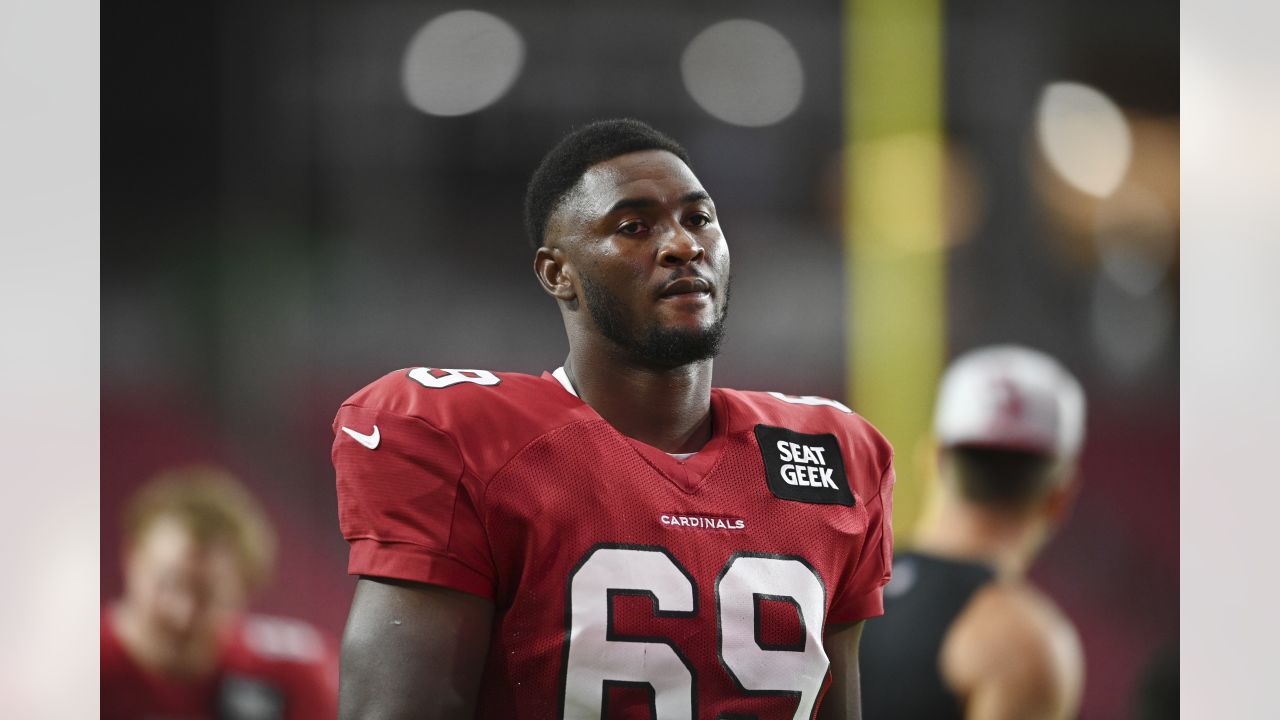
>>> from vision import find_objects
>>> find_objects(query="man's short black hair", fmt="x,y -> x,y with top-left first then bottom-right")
523,118 -> 692,248
948,446 -> 1061,509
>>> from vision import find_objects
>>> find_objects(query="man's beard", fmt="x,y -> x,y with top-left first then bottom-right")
580,274 -> 731,370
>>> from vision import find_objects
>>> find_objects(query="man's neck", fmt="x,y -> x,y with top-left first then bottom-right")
913,499 -> 1047,579
562,353 -> 714,454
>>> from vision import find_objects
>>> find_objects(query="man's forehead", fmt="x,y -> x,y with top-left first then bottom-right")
136,516 -> 231,560
577,150 -> 705,207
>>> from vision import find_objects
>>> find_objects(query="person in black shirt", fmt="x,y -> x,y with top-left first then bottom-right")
861,345 -> 1086,720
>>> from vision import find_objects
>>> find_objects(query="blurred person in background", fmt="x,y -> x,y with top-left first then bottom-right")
859,345 -> 1086,720
102,465 -> 338,720
332,118 -> 895,719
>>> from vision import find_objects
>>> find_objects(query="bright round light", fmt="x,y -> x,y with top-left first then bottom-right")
681,19 -> 804,127
1036,82 -> 1132,197
401,10 -> 524,117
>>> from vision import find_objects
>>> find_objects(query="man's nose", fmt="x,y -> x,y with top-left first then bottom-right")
164,592 -> 201,632
658,226 -> 705,266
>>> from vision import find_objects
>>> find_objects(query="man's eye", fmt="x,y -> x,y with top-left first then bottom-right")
619,221 -> 645,235
688,213 -> 711,227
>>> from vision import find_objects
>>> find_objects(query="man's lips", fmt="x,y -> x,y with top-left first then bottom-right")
659,277 -> 713,298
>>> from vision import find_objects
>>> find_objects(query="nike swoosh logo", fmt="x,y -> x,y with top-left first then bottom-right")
342,425 -> 380,450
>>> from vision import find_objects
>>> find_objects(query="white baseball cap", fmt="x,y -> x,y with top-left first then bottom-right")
933,345 -> 1086,460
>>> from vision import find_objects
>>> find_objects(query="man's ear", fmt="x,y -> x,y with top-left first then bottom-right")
1042,465 -> 1082,525
534,246 -> 577,302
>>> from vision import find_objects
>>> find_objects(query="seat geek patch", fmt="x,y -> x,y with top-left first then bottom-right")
754,425 -> 854,506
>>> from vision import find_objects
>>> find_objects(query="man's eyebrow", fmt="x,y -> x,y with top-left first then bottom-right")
606,190 -> 713,215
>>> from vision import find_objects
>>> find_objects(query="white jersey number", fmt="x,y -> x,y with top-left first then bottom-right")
718,555 -> 829,715
562,547 -> 697,719
560,545 -> 829,720
407,367 -> 500,388
767,391 -> 853,414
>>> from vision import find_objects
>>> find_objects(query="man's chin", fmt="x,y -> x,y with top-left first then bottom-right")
582,276 -> 729,368
633,324 -> 724,369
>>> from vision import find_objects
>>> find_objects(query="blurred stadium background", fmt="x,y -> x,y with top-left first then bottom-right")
103,1 -> 1177,717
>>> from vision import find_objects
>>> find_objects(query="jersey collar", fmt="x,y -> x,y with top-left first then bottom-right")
550,365 -> 714,473
551,366 -> 578,397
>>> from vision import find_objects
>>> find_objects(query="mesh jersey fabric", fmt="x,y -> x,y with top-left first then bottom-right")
332,368 -> 894,719
858,551 -> 997,720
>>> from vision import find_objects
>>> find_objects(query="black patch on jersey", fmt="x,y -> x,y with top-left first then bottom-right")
754,424 -> 854,506
215,675 -> 285,720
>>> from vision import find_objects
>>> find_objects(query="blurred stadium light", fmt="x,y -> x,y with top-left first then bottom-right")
1036,81 -> 1133,198
1095,184 -> 1177,297
1089,273 -> 1175,379
401,10 -> 524,117
681,19 -> 805,127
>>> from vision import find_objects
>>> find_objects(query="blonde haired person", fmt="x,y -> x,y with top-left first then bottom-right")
102,465 -> 337,720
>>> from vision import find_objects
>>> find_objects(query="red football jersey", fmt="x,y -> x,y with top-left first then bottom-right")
101,608 -> 339,720
333,367 -> 894,720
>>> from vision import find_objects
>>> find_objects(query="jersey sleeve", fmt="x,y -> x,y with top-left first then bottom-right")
332,403 -> 495,598
828,457 -> 895,624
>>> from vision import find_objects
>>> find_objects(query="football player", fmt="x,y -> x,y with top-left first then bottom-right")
332,118 -> 895,719
102,465 -> 338,720
859,345 -> 1086,720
